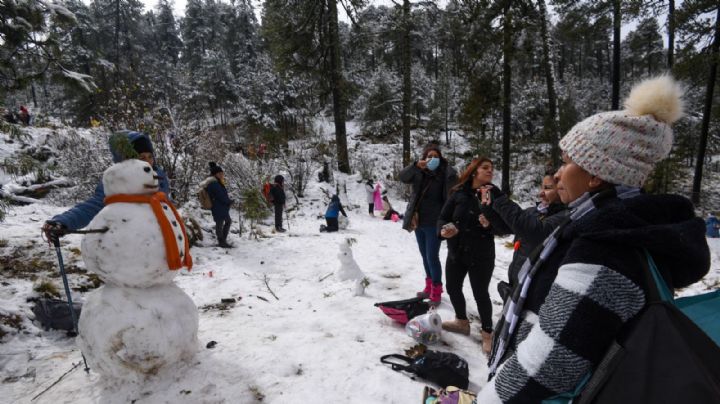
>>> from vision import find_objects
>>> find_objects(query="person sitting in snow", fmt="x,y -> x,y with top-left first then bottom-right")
203,162 -> 234,248
268,175 -> 286,233
322,195 -> 347,232
706,213 -> 720,238
42,131 -> 170,240
380,194 -> 401,221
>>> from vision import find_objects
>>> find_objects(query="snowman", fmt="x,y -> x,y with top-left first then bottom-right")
77,159 -> 198,383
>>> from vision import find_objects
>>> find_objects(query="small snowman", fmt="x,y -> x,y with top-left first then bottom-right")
78,159 -> 198,383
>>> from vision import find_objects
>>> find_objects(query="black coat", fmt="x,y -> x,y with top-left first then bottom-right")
207,179 -> 232,222
437,183 -> 511,258
399,159 -> 457,230
489,196 -> 568,286
269,184 -> 286,206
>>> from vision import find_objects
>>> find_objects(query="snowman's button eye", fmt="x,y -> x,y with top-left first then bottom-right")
143,167 -> 151,173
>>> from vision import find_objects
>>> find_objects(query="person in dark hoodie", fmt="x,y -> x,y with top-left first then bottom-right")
204,162 -> 233,248
487,170 -> 568,302
400,143 -> 458,306
478,76 -> 710,403
437,157 -> 510,355
269,175 -> 286,233
42,131 -> 170,238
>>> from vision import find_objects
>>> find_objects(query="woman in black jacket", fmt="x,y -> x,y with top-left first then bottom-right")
205,162 -> 233,248
399,143 -> 457,305
487,171 -> 568,301
437,157 -> 509,355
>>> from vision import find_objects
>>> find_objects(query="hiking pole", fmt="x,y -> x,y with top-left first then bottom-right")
285,208 -> 290,231
48,229 -> 102,374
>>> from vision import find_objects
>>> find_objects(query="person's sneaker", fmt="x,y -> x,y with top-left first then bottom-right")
442,318 -> 471,335
276,227 -> 287,233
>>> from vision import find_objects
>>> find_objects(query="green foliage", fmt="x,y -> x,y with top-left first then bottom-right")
241,187 -> 268,224
109,132 -> 139,161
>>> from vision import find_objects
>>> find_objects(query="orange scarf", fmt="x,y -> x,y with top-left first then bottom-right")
104,192 -> 193,270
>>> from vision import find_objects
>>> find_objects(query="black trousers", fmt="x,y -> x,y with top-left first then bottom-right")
215,216 -> 232,243
445,244 -> 495,332
325,217 -> 339,232
274,204 -> 283,229
368,203 -> 374,214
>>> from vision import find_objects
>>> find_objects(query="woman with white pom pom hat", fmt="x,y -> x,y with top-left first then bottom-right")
477,76 -> 711,403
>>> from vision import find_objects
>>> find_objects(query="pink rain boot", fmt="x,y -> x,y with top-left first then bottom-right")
429,283 -> 443,307
417,277 -> 432,298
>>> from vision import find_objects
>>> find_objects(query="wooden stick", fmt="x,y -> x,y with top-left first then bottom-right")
31,361 -> 81,401
263,274 -> 279,300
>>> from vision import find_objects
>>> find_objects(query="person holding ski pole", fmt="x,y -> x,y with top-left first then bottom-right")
42,131 -> 170,240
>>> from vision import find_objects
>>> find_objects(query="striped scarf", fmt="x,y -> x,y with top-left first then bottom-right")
488,185 -> 640,378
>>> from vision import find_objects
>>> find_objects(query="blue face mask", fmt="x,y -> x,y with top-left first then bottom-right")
426,157 -> 440,171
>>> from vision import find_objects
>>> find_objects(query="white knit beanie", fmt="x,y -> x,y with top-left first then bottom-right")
559,75 -> 684,187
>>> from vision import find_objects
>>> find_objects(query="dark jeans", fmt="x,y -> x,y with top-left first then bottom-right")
445,245 -> 495,332
414,226 -> 442,284
274,204 -> 283,229
325,217 -> 339,232
215,216 -> 232,244
368,203 -> 374,214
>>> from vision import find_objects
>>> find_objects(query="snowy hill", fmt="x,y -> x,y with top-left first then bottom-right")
1,122 -> 719,403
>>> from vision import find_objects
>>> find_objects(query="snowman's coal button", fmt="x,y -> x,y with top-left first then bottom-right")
178,235 -> 183,241
172,221 -> 178,227
163,205 -> 168,210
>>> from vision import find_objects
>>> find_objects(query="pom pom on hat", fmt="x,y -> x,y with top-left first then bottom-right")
559,75 -> 684,187
624,75 -> 684,124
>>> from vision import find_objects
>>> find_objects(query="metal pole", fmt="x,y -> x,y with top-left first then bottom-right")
51,234 -> 90,373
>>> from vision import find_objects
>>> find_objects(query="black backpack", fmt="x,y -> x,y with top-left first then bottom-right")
381,350 -> 469,389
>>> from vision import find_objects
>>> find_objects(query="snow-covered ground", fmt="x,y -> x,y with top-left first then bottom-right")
1,122 -> 719,403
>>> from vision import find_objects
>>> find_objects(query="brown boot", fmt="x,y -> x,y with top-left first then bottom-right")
442,318 -> 470,335
481,330 -> 493,356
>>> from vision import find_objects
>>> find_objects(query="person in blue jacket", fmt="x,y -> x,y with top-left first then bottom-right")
42,131 -> 170,238
707,213 -> 720,238
321,194 -> 347,232
205,162 -> 233,248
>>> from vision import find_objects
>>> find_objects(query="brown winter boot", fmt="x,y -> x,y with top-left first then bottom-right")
481,330 -> 493,356
442,318 -> 471,335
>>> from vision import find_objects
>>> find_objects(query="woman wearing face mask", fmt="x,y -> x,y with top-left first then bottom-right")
400,143 -> 458,306
479,76 -> 710,403
483,170 -> 568,301
437,157 -> 510,355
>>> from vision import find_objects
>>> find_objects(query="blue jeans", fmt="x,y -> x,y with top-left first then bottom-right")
414,226 -> 442,284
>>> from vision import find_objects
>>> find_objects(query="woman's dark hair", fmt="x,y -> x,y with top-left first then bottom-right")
421,143 -> 443,160
451,157 -> 493,193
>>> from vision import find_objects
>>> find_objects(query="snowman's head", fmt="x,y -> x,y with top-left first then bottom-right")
103,159 -> 160,196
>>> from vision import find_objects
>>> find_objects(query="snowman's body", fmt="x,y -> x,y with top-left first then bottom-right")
78,159 -> 198,383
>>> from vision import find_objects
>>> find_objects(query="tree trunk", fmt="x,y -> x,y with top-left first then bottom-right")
501,4 -> 512,194
328,0 -> 350,173
691,6 -> 720,204
401,0 -> 412,166
611,0 -> 621,110
115,0 -> 121,85
667,0 -> 675,69
537,0 -> 559,168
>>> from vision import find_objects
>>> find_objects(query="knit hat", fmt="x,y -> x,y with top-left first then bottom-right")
132,136 -> 154,155
274,175 -> 284,184
559,75 -> 684,187
209,162 -> 223,175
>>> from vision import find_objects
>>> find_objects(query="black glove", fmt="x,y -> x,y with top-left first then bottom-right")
42,220 -> 66,244
487,184 -> 504,200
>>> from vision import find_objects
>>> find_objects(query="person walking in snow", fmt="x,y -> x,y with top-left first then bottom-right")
479,76 -> 710,403
322,194 -> 348,232
706,213 -> 720,238
203,162 -> 233,248
42,131 -> 170,239
486,170 -> 568,301
437,157 -> 510,355
365,178 -> 375,216
19,105 -> 30,126
269,175 -> 286,233
400,143 -> 457,306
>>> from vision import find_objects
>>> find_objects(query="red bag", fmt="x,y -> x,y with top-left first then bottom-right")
374,296 -> 430,324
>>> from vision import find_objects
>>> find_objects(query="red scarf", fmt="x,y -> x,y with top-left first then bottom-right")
104,192 -> 193,270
